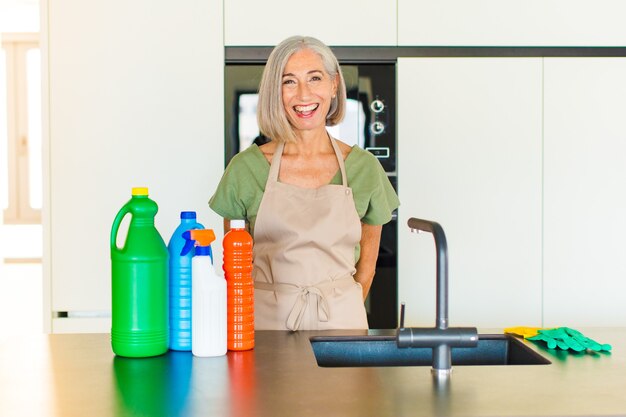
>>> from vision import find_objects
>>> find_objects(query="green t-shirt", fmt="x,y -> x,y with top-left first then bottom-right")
209,144 -> 400,236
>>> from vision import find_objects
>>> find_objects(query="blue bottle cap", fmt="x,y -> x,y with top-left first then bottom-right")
180,211 -> 197,219
195,246 -> 213,257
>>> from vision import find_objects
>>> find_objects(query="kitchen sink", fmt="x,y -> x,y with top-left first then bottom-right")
310,334 -> 550,367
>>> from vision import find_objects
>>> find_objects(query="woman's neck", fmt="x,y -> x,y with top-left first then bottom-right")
284,127 -> 332,157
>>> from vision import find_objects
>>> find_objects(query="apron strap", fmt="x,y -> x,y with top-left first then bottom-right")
268,142 -> 285,182
255,276 -> 356,331
328,135 -> 348,187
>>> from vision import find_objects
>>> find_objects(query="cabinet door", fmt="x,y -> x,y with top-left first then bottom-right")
397,58 -> 543,327
224,0 -> 396,46
398,0 -> 626,46
543,58 -> 626,326
45,0 -> 225,332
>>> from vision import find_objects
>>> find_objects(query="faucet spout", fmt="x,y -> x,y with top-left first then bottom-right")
398,218 -> 478,377
407,218 -> 449,330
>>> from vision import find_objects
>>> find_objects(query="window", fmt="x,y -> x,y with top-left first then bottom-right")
1,33 -> 41,224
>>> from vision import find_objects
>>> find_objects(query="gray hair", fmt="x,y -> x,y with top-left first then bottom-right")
257,36 -> 347,143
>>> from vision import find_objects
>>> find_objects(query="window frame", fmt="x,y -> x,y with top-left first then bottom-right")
1,32 -> 41,224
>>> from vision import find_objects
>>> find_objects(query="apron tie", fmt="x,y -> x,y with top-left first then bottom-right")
255,276 -> 356,331
286,286 -> 330,331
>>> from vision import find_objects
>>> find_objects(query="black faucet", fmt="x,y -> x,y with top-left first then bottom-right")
396,218 -> 478,377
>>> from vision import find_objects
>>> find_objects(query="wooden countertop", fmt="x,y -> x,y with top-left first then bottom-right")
1,328 -> 625,417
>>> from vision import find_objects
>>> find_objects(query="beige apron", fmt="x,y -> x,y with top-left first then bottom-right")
253,137 -> 369,330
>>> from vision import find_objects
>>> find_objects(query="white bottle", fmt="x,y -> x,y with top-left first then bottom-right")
188,229 -> 227,357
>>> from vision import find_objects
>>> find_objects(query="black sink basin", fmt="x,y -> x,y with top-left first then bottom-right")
310,334 -> 550,367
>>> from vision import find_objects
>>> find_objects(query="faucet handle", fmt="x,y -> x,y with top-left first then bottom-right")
399,302 -> 406,329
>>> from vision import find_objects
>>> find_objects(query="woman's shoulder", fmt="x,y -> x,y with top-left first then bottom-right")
228,144 -> 268,170
338,147 -> 377,187
257,141 -> 276,163
331,138 -> 360,161
346,145 -> 381,166
343,145 -> 399,224
344,146 -> 391,188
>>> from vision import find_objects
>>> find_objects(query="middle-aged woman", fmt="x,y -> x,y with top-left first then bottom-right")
210,35 -> 399,331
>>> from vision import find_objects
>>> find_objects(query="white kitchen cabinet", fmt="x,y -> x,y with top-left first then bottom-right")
397,58 -> 543,328
543,58 -> 626,327
224,0 -> 396,46
43,0 -> 225,332
398,0 -> 626,46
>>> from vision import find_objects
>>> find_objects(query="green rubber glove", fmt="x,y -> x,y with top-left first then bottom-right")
528,327 -> 612,352
562,327 -> 612,352
528,329 -> 570,350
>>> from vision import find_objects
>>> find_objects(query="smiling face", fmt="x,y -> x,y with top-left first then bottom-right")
281,48 -> 338,137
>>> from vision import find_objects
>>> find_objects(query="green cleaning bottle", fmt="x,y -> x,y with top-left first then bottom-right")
110,187 -> 169,357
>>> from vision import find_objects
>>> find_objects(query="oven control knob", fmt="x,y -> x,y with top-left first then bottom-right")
370,121 -> 385,135
370,99 -> 385,113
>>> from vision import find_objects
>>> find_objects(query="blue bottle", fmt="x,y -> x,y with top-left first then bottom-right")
167,211 -> 204,351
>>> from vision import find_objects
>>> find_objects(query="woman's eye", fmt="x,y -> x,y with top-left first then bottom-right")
310,76 -> 322,82
283,79 -> 295,85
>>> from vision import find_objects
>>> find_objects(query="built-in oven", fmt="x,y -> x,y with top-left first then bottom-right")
224,52 -> 398,328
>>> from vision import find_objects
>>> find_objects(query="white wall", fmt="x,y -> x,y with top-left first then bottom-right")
44,0 -> 225,332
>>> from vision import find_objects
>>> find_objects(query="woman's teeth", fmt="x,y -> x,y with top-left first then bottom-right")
294,104 -> 319,115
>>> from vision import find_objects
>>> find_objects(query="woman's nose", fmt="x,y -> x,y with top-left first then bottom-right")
297,82 -> 311,99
